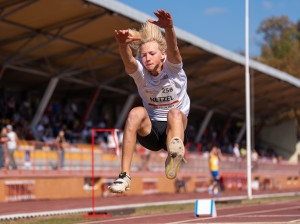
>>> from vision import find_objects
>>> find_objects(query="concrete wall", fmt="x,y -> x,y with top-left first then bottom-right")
259,119 -> 298,162
1,173 -> 300,203
0,176 -> 186,202
290,141 -> 300,164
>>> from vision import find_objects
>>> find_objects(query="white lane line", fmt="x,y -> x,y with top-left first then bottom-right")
167,205 -> 300,224
216,198 -> 300,211
80,204 -> 300,224
236,215 -> 300,217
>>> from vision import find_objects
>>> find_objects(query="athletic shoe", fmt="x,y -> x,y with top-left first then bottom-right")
165,137 -> 185,179
108,172 -> 131,193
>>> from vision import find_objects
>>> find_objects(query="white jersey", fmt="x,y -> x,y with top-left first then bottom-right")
129,58 -> 190,121
7,131 -> 17,150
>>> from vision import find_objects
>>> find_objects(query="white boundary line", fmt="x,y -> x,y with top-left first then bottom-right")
0,192 -> 300,220
79,200 -> 300,224
168,205 -> 300,224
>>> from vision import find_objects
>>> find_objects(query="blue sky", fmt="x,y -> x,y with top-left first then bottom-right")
116,0 -> 300,57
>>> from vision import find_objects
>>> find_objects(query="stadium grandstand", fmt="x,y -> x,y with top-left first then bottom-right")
0,0 -> 300,203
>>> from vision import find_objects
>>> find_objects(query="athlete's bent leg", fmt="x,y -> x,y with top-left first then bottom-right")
166,108 -> 187,144
165,108 -> 188,179
109,107 -> 151,193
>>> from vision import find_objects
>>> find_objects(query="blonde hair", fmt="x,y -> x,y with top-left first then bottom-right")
128,22 -> 167,57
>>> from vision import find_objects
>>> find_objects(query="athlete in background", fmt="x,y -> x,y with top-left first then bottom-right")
208,146 -> 222,196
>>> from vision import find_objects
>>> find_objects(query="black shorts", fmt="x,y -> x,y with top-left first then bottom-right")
136,120 -> 188,151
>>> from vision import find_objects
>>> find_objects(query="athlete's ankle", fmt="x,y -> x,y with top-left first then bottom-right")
119,172 -> 131,179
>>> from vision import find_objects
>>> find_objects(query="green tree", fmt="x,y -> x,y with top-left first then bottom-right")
257,15 -> 300,78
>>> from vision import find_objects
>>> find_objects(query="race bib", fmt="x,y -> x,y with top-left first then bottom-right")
143,84 -> 179,109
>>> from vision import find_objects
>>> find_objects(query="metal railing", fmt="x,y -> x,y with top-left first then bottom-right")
0,140 -> 299,176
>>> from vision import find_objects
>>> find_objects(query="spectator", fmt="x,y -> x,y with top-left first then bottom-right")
0,127 -> 9,169
6,124 -> 19,170
233,143 -> 240,159
226,143 -> 233,154
56,130 -> 67,169
96,133 -> 107,153
272,155 -> 278,164
52,121 -> 61,138
81,126 -> 90,143
106,132 -> 118,154
175,177 -> 186,193
251,149 -> 259,171
36,121 -> 45,140
43,132 -> 55,143
97,119 -> 107,129
240,145 -> 247,159
19,97 -> 32,121
52,100 -> 61,116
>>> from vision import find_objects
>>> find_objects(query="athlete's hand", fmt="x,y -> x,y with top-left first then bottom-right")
114,30 -> 140,45
148,9 -> 173,29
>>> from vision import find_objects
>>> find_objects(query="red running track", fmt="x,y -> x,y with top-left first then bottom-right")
1,189 -> 300,223
78,198 -> 300,224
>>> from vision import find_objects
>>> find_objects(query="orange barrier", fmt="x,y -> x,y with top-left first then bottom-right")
142,178 -> 158,195
195,176 -> 209,193
5,180 -> 35,202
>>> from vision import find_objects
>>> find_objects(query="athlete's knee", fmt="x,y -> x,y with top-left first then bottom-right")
127,107 -> 147,125
167,108 -> 184,121
168,108 -> 182,118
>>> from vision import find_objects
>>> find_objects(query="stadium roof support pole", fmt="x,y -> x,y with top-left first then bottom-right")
245,0 -> 252,199
30,77 -> 59,136
195,110 -> 214,143
114,94 -> 137,129
77,87 -> 101,131
235,122 -> 246,144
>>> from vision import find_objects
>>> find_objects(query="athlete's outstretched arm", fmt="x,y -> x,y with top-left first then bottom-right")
115,30 -> 140,74
217,148 -> 223,161
149,9 -> 181,64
